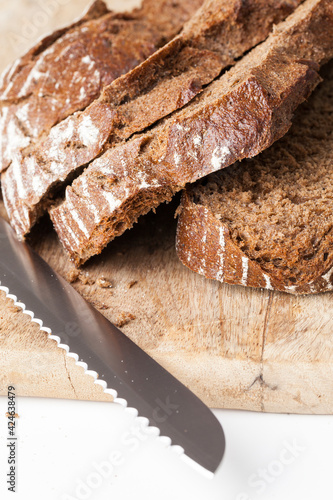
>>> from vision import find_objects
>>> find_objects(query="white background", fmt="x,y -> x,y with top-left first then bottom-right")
0,396 -> 332,500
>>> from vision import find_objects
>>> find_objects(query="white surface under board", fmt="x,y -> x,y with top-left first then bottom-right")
0,396 -> 332,500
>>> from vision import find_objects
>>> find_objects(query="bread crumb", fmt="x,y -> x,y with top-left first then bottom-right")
6,412 -> 19,418
115,312 -> 136,328
66,269 -> 80,283
127,280 -> 138,289
96,276 -> 113,288
90,300 -> 110,310
79,272 -> 95,285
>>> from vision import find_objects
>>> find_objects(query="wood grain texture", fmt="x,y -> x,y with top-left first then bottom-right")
1,0 -> 333,414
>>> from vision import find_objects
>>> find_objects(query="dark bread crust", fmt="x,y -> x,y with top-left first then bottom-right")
0,0 -> 201,173
0,0 -> 111,172
176,190 -> 274,290
50,0 -> 333,266
0,0 -> 109,173
0,0 -> 109,96
2,0 -> 303,238
176,61 -> 333,295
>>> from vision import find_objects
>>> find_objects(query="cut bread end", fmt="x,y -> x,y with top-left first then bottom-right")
176,60 -> 333,295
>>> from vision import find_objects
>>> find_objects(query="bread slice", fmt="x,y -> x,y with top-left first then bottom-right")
0,0 -> 202,173
176,60 -> 333,295
49,0 -> 333,266
1,0 -> 304,238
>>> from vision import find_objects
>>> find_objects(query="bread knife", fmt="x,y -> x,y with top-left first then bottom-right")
0,217 -> 225,477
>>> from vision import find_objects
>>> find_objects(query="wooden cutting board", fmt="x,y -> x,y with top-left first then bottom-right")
1,0 -> 333,414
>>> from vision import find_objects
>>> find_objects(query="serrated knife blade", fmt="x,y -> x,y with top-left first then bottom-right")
0,217 -> 225,476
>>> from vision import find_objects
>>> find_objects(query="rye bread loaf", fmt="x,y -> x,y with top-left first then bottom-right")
1,0 -> 303,238
49,0 -> 333,266
176,60 -> 333,295
0,0 -> 201,173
